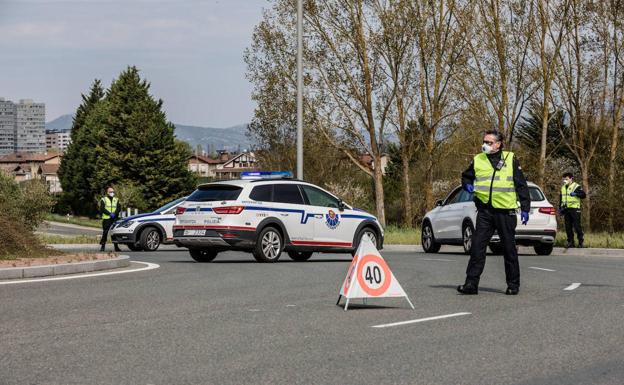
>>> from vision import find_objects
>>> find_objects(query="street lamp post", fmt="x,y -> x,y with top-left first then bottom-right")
296,0 -> 303,180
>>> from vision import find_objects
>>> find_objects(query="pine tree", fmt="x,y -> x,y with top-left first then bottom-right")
58,80 -> 105,215
94,66 -> 196,210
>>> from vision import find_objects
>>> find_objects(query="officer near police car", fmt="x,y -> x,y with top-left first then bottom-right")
559,172 -> 586,248
457,130 -> 531,296
100,186 -> 121,252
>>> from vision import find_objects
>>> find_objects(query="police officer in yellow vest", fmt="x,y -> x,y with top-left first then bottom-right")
457,130 -> 531,296
100,186 -> 121,252
559,172 -> 586,248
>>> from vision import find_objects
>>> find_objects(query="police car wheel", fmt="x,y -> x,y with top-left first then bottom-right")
462,222 -> 474,255
189,248 -> 218,262
421,222 -> 441,253
140,227 -> 161,252
288,251 -> 313,261
352,227 -> 378,256
534,243 -> 554,256
253,227 -> 283,263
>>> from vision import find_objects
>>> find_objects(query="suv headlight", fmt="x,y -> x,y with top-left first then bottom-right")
120,220 -> 135,228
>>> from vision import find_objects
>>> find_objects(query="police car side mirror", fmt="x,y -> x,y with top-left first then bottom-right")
338,200 -> 346,212
435,199 -> 443,207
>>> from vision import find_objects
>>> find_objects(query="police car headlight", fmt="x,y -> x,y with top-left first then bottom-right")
120,220 -> 135,228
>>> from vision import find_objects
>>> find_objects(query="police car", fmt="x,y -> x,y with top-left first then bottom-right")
110,196 -> 187,251
173,172 -> 384,262
421,182 -> 557,255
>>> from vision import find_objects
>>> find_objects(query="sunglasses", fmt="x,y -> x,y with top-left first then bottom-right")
483,140 -> 496,145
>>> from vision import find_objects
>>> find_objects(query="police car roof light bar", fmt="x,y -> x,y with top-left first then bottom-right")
241,171 -> 294,180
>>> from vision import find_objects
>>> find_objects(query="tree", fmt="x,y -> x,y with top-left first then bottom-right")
94,66 -> 197,210
58,80 -> 105,215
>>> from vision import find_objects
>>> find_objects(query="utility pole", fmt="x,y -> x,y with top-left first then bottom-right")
296,0 -> 304,179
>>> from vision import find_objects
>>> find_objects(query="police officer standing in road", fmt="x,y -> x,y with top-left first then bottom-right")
559,172 -> 586,248
100,186 -> 121,252
457,130 -> 531,296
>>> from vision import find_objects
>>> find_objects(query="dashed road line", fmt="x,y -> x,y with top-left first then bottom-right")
0,261 -> 159,285
372,312 -> 471,328
529,266 -> 556,272
564,283 -> 582,291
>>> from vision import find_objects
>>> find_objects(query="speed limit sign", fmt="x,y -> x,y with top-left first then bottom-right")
337,237 -> 414,311
357,254 -> 391,297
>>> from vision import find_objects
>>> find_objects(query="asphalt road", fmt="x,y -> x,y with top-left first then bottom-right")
37,221 -> 102,236
2,247 -> 624,385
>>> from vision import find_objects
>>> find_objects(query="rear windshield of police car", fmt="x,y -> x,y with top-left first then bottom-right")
187,185 -> 242,202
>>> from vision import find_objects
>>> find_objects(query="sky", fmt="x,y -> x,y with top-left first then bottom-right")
0,0 -> 269,127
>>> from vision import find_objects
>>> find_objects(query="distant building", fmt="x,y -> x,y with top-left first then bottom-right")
188,152 -> 229,178
0,98 -> 46,154
46,130 -> 72,152
0,152 -> 62,191
214,151 -> 258,180
0,98 -> 16,155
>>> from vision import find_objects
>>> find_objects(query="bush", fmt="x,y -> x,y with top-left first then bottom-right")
0,174 -> 55,259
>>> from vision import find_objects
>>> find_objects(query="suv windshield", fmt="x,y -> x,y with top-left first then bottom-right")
187,185 -> 243,202
155,197 -> 187,213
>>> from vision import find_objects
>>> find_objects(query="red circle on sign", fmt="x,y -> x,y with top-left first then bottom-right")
357,254 -> 391,296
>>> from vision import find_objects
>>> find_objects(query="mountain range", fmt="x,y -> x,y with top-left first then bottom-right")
45,114 -> 254,152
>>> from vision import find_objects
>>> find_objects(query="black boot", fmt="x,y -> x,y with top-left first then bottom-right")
505,287 -> 519,295
566,242 -> 574,249
99,244 -> 105,252
114,244 -> 121,252
578,242 -> 584,248
457,284 -> 478,295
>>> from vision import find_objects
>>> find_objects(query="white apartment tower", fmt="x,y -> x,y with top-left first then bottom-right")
15,99 -> 46,153
0,98 -> 16,155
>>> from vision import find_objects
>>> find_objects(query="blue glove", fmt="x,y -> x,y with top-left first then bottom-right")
521,211 -> 529,225
557,208 -> 564,215
464,184 -> 474,193
110,213 -> 116,219
569,191 -> 577,196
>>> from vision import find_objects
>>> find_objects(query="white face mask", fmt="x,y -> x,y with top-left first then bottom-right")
563,179 -> 571,186
108,192 -> 115,197
482,143 -> 493,154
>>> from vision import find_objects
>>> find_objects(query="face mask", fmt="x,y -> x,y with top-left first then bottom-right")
482,143 -> 493,154
563,179 -> 570,185
108,192 -> 115,197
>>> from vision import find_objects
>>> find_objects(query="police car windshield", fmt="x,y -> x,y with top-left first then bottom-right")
187,185 -> 243,202
155,197 -> 187,213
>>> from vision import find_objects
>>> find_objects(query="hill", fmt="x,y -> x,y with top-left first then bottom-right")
45,114 -> 253,151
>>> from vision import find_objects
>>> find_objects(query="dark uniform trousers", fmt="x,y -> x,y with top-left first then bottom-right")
100,218 -> 115,245
466,208 -> 520,290
563,208 -> 584,245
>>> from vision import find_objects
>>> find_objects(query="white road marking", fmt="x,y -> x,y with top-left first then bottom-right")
286,304 -> 296,307
422,258 -> 455,262
529,266 -> 556,272
372,312 -> 471,328
564,283 -> 581,291
0,261 -> 159,285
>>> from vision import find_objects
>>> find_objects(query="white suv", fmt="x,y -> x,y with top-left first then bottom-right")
173,173 -> 384,262
421,182 -> 557,255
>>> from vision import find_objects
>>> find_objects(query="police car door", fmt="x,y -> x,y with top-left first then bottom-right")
271,184 -> 309,244
435,187 -> 463,240
300,184 -> 351,246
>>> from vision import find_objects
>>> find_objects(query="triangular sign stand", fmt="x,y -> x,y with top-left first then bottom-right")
336,237 -> 415,311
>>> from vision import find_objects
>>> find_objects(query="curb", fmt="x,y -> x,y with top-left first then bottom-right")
0,255 -> 130,280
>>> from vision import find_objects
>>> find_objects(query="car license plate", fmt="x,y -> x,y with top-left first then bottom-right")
184,229 -> 205,236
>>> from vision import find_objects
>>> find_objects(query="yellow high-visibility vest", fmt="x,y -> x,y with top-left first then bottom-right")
561,182 -> 581,209
473,151 -> 517,209
101,196 -> 118,219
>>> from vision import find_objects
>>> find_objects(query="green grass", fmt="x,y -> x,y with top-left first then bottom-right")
45,213 -> 101,228
384,225 -> 421,245
554,231 -> 624,249
37,234 -> 100,244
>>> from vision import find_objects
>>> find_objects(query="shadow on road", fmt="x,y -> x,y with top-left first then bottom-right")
429,284 -> 506,294
167,258 -> 352,264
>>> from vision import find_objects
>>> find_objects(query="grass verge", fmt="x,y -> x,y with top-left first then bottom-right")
45,213 -> 101,228
37,234 -> 101,244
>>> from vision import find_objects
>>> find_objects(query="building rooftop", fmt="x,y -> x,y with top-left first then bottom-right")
0,152 -> 61,163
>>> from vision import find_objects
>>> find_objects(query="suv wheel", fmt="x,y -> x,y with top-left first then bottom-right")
189,248 -> 218,262
140,227 -> 161,251
288,251 -> 313,261
534,243 -> 554,256
422,222 -> 441,253
462,222 -> 474,255
253,227 -> 283,262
